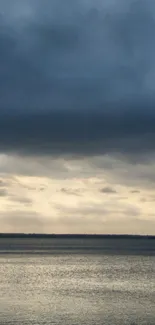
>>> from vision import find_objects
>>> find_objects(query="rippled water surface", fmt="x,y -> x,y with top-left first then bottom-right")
0,247 -> 155,324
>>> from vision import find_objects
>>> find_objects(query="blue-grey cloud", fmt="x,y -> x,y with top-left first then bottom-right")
100,186 -> 117,194
0,0 -> 155,158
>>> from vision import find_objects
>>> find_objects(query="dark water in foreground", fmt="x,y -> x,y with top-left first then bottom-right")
0,238 -> 155,325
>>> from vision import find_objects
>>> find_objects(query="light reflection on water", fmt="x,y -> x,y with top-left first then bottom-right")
0,254 -> 155,325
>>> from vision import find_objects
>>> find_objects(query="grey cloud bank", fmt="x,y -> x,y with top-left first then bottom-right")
0,0 -> 155,157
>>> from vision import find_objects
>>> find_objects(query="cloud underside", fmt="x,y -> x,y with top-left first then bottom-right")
0,110 -> 155,158
0,0 -> 155,158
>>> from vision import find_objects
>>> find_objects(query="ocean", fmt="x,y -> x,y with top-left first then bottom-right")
0,237 -> 155,325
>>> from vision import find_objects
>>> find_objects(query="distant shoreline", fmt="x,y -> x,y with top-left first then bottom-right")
0,233 -> 155,239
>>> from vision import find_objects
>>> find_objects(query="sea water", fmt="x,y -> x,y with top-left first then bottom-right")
0,239 -> 155,325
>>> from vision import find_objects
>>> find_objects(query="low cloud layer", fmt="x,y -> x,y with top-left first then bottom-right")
0,155 -> 155,234
0,0 -> 155,158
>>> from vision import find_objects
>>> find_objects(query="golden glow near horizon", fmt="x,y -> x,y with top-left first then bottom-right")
0,154 -> 155,234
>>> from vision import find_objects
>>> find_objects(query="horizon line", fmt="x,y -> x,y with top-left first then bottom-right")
0,233 -> 155,238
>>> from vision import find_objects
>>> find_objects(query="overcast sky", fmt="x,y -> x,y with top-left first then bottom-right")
0,0 -> 155,234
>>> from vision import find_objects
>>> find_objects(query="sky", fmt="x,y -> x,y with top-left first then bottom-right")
0,0 -> 155,234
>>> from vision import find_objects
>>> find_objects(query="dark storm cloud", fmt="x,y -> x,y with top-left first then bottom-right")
0,0 -> 155,157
